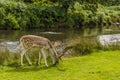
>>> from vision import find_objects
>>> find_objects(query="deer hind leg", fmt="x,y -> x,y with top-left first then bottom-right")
25,52 -> 32,66
41,48 -> 48,67
38,50 -> 42,65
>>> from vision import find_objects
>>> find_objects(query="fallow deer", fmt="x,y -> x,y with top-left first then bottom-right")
19,35 -> 63,67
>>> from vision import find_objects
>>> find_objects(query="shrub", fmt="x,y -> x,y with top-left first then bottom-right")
3,14 -> 19,29
0,0 -> 120,29
0,0 -> 27,29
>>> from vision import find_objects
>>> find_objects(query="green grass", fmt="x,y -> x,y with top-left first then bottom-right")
0,50 -> 120,80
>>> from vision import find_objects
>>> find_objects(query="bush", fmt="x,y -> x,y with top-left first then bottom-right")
0,0 -> 27,29
67,3 -> 120,28
2,14 -> 19,29
0,0 -> 120,29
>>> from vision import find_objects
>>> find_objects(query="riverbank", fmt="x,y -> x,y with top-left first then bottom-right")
0,50 -> 120,80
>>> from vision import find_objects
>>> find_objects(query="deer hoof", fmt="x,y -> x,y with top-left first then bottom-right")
28,63 -> 32,66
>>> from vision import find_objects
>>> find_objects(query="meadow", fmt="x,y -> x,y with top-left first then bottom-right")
0,50 -> 120,80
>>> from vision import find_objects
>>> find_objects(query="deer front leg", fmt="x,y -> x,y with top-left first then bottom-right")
49,49 -> 56,65
21,50 -> 26,66
41,48 -> 48,67
25,52 -> 32,66
49,48 -> 58,65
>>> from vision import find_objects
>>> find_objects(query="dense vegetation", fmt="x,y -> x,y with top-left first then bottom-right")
0,0 -> 120,30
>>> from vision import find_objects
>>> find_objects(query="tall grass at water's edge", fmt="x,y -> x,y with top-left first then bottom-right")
0,36 -> 120,65
66,36 -> 120,56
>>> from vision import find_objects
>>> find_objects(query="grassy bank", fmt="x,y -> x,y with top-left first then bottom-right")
0,50 -> 120,80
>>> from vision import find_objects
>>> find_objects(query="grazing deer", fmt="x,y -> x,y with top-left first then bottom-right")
19,35 -> 64,67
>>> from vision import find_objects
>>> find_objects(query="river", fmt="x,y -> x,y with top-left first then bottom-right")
0,25 -> 120,53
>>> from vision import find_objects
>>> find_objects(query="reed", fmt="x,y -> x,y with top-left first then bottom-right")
67,36 -> 120,56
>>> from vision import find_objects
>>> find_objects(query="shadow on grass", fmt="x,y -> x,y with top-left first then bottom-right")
5,62 -> 66,72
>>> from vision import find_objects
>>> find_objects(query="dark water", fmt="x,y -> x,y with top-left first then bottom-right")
0,25 -> 120,53
0,25 -> 120,41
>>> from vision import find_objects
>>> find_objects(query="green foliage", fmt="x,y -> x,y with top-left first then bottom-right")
3,14 -> 19,29
98,0 -> 120,6
27,4 -> 66,28
0,0 -> 120,29
67,2 -> 120,28
0,0 -> 27,29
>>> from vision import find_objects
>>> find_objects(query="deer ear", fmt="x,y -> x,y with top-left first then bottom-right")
54,41 -> 62,48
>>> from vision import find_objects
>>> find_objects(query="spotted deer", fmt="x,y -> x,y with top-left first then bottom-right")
19,35 -> 62,67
